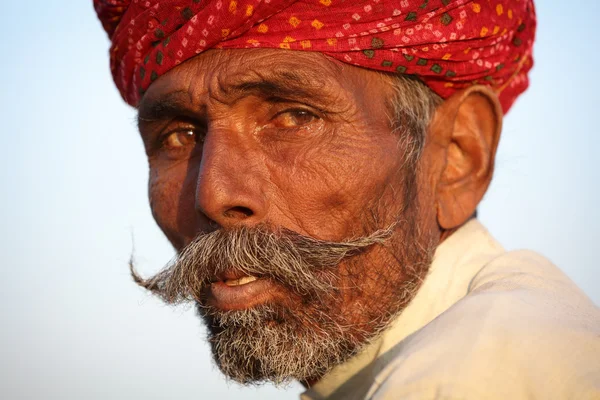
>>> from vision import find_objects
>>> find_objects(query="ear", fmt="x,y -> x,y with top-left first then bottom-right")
429,85 -> 503,230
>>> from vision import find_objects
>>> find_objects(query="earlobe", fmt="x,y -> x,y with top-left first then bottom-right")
433,85 -> 503,230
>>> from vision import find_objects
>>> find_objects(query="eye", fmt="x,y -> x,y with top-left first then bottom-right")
162,129 -> 197,150
272,109 -> 319,128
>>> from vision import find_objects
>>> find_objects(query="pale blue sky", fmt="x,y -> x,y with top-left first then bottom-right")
0,1 -> 598,399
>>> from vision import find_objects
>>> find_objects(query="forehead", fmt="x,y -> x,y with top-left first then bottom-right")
139,48 -> 391,111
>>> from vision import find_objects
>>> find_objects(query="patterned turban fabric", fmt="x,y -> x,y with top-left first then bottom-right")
95,0 -> 536,113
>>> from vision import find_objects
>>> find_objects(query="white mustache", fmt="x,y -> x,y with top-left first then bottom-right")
129,223 -> 395,304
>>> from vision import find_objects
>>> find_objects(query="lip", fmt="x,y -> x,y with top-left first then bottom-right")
213,269 -> 253,283
206,277 -> 277,311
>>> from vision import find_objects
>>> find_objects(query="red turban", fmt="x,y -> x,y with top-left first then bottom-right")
95,0 -> 535,113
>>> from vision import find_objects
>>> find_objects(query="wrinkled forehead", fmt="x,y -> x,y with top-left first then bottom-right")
138,48 -> 391,114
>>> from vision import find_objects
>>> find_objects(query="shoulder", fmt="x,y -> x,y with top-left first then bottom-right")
367,250 -> 600,400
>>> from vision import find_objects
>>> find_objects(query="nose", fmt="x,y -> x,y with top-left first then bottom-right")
195,129 -> 267,228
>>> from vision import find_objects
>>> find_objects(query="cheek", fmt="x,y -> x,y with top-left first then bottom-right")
266,133 -> 403,240
148,161 -> 199,248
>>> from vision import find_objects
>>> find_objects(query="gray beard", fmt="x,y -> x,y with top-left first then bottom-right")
197,232 -> 432,385
199,303 -> 359,384
131,204 -> 434,384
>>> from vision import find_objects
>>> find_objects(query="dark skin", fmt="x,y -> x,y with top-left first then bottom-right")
137,48 -> 502,383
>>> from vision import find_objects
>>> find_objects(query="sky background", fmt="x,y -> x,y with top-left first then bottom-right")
1,1 -> 598,399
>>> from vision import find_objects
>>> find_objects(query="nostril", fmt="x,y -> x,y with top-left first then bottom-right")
223,206 -> 254,219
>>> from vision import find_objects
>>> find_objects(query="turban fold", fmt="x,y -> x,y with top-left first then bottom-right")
95,0 -> 535,113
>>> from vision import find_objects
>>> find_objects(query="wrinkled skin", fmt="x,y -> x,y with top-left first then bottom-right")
136,48 -> 502,383
138,49 -> 426,245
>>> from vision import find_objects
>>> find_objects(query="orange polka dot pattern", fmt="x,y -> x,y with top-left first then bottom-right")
94,0 -> 536,113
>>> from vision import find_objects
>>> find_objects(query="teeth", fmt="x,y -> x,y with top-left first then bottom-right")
224,276 -> 258,287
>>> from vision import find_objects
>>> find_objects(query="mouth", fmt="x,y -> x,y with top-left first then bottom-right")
207,272 -> 278,311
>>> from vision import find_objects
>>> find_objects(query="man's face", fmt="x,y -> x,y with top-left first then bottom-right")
136,49 -> 440,383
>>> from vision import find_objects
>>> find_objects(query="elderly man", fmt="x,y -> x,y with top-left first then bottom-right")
95,1 -> 599,398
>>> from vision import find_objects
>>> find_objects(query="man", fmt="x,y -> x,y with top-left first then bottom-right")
94,0 -> 599,398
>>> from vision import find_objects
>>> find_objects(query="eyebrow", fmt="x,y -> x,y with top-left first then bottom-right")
137,90 -> 195,126
225,71 -> 326,103
137,70 -> 334,125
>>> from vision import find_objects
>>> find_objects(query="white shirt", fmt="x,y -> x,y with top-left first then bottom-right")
301,219 -> 600,400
